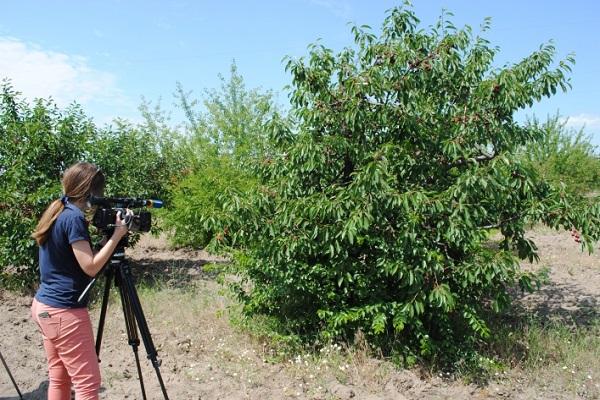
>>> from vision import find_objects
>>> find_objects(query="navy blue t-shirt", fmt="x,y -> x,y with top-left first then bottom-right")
35,203 -> 93,308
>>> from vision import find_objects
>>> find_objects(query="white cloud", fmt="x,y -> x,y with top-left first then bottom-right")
0,36 -> 127,108
561,113 -> 600,130
310,0 -> 352,19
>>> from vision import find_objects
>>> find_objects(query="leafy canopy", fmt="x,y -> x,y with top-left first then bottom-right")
521,114 -> 600,196
214,5 -> 600,362
165,63 -> 277,248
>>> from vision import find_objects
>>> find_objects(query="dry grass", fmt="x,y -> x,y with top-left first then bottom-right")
518,321 -> 600,398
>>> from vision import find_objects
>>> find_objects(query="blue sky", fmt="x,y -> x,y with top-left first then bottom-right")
1,1 -> 599,143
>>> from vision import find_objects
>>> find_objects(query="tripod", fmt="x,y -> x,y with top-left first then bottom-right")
0,349 -> 23,400
93,237 -> 169,400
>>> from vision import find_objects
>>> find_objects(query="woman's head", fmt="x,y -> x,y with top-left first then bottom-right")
62,162 -> 105,202
32,162 -> 105,246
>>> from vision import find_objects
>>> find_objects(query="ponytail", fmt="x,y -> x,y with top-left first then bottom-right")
32,162 -> 104,246
31,199 -> 65,246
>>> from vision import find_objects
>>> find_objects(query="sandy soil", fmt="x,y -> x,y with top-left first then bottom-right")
1,229 -> 598,400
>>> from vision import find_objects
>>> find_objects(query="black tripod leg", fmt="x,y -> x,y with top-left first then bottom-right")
116,271 -> 147,400
119,263 -> 170,400
0,350 -> 23,400
95,265 -> 115,358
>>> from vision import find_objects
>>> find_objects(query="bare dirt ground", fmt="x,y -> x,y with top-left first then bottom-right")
1,228 -> 598,400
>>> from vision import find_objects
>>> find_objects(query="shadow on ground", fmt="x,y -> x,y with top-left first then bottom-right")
514,280 -> 599,327
0,380 -> 45,400
129,256 -> 224,288
0,381 -> 113,400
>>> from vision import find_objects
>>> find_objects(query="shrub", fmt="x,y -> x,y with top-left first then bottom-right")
0,81 -> 96,288
521,114 -> 600,196
213,6 -> 600,364
165,62 -> 277,248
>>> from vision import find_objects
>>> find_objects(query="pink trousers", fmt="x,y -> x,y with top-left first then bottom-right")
31,298 -> 101,400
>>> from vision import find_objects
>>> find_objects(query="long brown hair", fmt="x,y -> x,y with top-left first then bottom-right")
32,162 -> 105,246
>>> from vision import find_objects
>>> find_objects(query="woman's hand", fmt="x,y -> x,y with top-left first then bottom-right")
112,209 -> 133,240
73,208 -> 134,277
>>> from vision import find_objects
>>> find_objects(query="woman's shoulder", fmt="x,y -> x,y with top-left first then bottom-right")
57,204 -> 86,224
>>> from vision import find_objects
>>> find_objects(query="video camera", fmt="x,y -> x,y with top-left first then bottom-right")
89,196 -> 163,233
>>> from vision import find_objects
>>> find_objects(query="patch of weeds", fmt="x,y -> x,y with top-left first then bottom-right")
521,319 -> 600,396
228,310 -> 305,363
462,313 -> 600,397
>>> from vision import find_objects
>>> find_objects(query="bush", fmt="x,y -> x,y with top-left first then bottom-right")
213,6 -> 600,364
165,62 -> 277,248
89,118 -> 186,204
167,155 -> 256,247
0,81 -> 96,288
522,114 -> 600,196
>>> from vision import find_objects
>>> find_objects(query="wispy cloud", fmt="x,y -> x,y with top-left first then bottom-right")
0,36 -> 127,109
156,19 -> 174,31
561,113 -> 600,131
309,0 -> 352,19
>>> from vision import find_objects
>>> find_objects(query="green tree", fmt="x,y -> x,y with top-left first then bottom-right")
89,116 -> 186,204
165,62 -> 277,247
176,61 -> 275,167
213,6 -> 600,363
521,114 -> 600,196
0,81 -> 96,287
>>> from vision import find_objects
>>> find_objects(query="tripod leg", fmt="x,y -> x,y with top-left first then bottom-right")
0,350 -> 23,400
119,263 -> 170,400
95,265 -> 115,358
116,271 -> 147,400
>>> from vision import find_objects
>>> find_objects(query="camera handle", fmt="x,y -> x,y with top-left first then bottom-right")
95,239 -> 169,400
0,348 -> 24,399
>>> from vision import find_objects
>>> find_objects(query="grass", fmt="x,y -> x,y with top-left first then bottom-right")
457,312 -> 600,398
519,319 -> 600,398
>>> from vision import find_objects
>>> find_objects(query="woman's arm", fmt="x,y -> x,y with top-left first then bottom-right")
72,213 -> 130,277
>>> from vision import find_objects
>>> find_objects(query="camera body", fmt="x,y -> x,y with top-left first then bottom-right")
92,207 -> 152,232
89,196 -> 162,233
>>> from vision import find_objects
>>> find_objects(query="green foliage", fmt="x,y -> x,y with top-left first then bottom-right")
211,6 -> 600,364
0,80 -> 185,288
90,117 -> 186,204
521,114 -> 600,196
168,155 -> 256,247
0,81 -> 95,288
165,62 -> 276,248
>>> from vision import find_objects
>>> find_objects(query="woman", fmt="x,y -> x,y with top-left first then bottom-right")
31,162 -> 130,400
